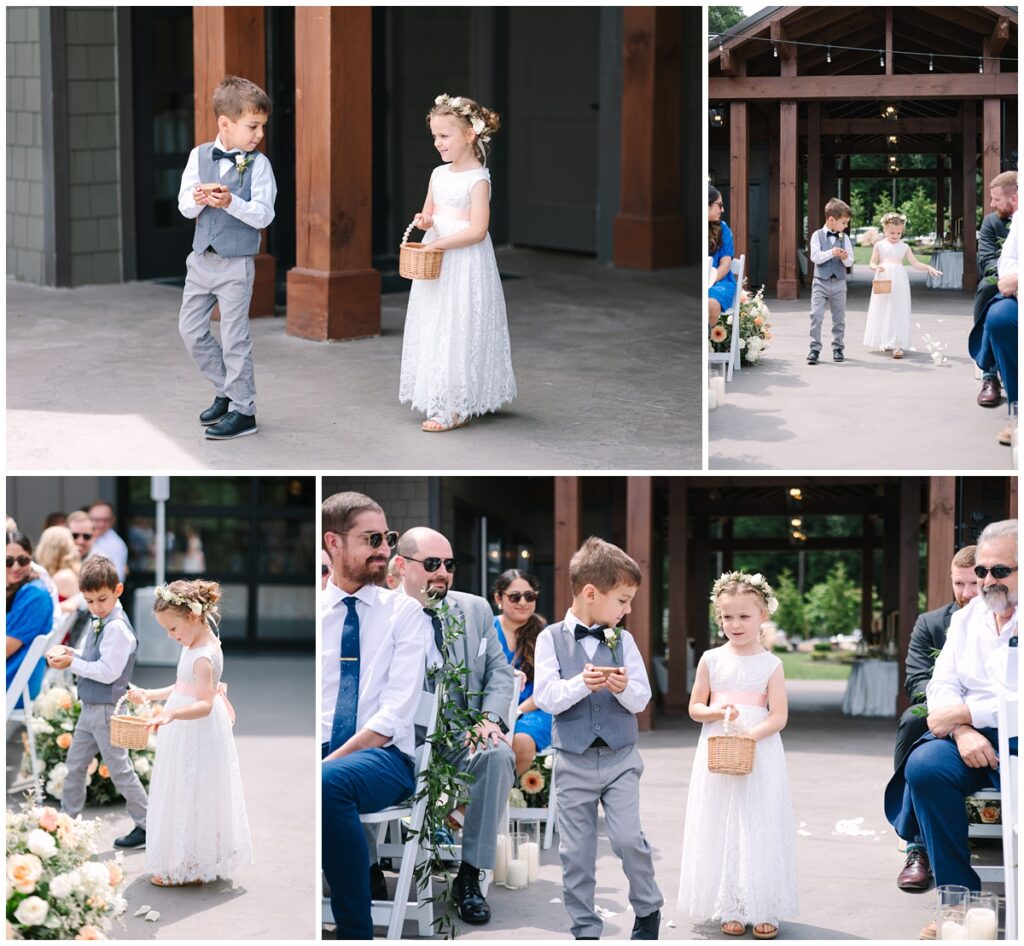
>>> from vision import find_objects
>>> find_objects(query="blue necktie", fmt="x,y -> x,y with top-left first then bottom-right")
329,596 -> 360,753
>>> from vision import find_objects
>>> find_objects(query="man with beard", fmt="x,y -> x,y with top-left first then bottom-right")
66,510 -> 96,563
396,527 -> 515,926
321,491 -> 428,939
885,519 -> 1018,939
893,545 -> 979,891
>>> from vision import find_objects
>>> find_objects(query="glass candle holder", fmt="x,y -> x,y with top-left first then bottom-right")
963,892 -> 998,940
503,831 -> 529,889
935,885 -> 969,940
520,821 -> 540,883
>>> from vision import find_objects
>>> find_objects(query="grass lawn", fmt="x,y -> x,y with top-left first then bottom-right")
777,650 -> 853,681
853,245 -> 933,265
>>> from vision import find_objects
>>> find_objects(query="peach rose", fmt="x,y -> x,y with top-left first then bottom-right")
59,693 -> 73,710
98,764 -> 110,779
980,806 -> 999,824
7,853 -> 44,894
75,926 -> 107,940
37,807 -> 59,832
107,862 -> 123,886
56,732 -> 73,750
754,315 -> 764,326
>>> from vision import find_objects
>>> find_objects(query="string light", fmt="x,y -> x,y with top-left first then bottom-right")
929,54 -> 934,72
879,49 -> 885,68
826,44 -> 831,63
772,42 -> 778,58
978,57 -> 984,74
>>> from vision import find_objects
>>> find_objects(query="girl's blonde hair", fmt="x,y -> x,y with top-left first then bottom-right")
710,571 -> 778,626
880,211 -> 907,227
427,94 -> 501,165
153,578 -> 223,634
35,526 -> 80,577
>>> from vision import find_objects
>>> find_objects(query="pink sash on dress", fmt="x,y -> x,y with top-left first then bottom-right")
174,680 -> 236,724
710,689 -> 768,708
432,203 -> 472,222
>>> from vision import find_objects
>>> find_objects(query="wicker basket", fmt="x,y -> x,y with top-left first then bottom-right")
707,713 -> 755,776
110,691 -> 150,750
872,277 -> 892,294
399,219 -> 444,280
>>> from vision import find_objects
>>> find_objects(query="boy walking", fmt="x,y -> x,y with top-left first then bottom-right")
177,75 -> 277,440
45,556 -> 148,849
534,537 -> 663,940
807,197 -> 855,364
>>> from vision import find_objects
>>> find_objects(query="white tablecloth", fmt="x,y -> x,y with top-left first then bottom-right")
927,250 -> 963,289
842,659 -> 899,717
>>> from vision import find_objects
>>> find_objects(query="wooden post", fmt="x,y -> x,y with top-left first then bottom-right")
689,512 -> 711,664
626,477 -> 654,732
193,7 -> 275,318
553,477 -> 582,623
935,161 -> 946,238
806,102 -> 822,283
768,109 -> 780,292
896,477 -> 921,717
286,7 -> 380,340
729,102 -> 748,260
777,100 -> 799,299
613,7 -> 684,270
884,9 -> 893,77
962,103 -> 978,292
666,478 -> 690,714
861,515 -> 874,642
982,36 -> 1002,193
1009,477 -> 1018,520
926,477 -> 956,610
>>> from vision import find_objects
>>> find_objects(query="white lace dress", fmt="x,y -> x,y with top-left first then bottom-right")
677,647 -> 798,926
399,164 -> 517,425
145,644 -> 252,883
864,239 -> 913,350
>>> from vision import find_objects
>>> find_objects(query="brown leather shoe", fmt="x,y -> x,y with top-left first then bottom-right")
898,848 -> 933,891
978,377 -> 1002,407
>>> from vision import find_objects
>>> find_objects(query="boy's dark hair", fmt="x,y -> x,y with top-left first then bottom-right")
569,537 -> 642,595
212,75 -> 272,121
824,197 -> 852,220
79,555 -> 120,593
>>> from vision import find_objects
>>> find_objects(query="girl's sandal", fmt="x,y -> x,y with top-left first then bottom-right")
753,923 -> 779,940
721,920 -> 746,936
892,348 -> 904,359
150,875 -> 203,887
421,416 -> 467,433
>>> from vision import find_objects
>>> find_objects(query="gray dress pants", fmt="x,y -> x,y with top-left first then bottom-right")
808,275 -> 848,353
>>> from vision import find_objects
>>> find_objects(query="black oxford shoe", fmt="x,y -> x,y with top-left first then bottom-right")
631,909 -> 661,940
114,826 -> 146,848
199,396 -> 231,426
205,411 -> 258,440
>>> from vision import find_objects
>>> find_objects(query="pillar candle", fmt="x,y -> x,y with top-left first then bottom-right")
940,920 -> 968,940
492,834 -> 508,885
523,841 -> 540,882
506,858 -> 528,889
964,908 -> 997,940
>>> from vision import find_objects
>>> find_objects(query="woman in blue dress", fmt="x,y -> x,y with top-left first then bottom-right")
492,569 -> 552,776
708,185 -> 736,326
6,531 -> 54,708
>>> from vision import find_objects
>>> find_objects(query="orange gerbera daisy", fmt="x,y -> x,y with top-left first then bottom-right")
710,325 -> 727,343
521,770 -> 545,794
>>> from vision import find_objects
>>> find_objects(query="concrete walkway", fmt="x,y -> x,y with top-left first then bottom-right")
6,249 -> 698,470
6,656 -> 316,941
709,267 -> 1012,470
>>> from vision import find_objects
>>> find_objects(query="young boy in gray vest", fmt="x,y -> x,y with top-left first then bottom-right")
44,555 -> 148,849
177,74 -> 277,440
534,537 -> 663,940
807,196 -> 855,364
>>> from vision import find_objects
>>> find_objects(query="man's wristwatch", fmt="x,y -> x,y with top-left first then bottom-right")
482,711 -> 508,734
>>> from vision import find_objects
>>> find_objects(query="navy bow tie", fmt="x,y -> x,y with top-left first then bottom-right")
574,624 -> 606,642
212,147 -> 243,163
827,231 -> 840,240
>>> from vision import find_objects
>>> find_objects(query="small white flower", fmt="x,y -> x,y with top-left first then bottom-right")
26,829 -> 57,860
751,573 -> 764,584
603,628 -> 616,643
49,872 -> 74,898
235,154 -> 246,168
435,93 -> 448,105
450,96 -> 463,108
13,895 -> 48,927
189,601 -> 203,616
738,338 -> 746,349
767,597 -> 779,614
133,757 -> 150,777
471,117 -> 485,136
79,861 -> 110,894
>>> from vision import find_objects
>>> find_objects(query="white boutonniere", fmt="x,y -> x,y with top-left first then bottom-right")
603,626 -> 623,658
235,152 -> 254,182
92,617 -> 104,636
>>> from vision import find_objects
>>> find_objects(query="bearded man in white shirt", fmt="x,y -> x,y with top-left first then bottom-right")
885,519 -> 1018,938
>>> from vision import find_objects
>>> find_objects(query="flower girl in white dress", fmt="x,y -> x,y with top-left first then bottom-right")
399,93 -> 517,432
677,573 -> 798,940
864,211 -> 943,358
127,580 -> 252,886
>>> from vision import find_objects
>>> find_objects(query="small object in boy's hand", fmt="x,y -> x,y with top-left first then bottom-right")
592,666 -> 620,678
46,646 -> 65,660
200,183 -> 227,195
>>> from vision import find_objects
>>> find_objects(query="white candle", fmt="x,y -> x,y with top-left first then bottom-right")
964,908 -> 997,939
523,841 -> 540,882
940,920 -> 968,940
506,858 -> 528,889
492,834 -> 508,885
710,376 -> 726,401
708,386 -> 718,411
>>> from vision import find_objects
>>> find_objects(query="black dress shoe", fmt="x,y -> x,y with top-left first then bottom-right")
199,396 -> 231,426
205,410 -> 257,440
807,349 -> 820,364
369,863 -> 388,901
452,870 -> 490,924
113,826 -> 146,848
833,348 -> 845,362
977,377 -> 1002,408
631,909 -> 661,940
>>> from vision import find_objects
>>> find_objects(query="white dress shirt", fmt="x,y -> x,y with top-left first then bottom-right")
321,580 -> 428,758
70,604 -> 137,684
809,226 -> 854,268
998,208 -> 1018,278
92,529 -> 128,582
927,594 -> 1018,730
178,135 -> 277,232
533,609 -> 652,716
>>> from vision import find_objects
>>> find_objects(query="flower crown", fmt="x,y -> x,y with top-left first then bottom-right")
434,93 -> 491,143
711,571 -> 779,614
880,211 -> 907,226
154,584 -> 205,616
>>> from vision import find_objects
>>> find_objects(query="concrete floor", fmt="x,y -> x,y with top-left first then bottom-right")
6,249 -> 699,471
6,655 -> 316,941
709,268 -> 1013,471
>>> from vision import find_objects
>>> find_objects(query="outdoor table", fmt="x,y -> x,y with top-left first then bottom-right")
927,249 -> 963,289
842,658 -> 898,717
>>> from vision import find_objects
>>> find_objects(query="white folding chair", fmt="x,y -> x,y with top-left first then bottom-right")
6,629 -> 61,792
998,691 -> 1018,940
41,610 -> 84,690
707,254 -> 745,381
322,688 -> 440,939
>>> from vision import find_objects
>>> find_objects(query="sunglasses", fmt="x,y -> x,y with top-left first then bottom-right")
505,591 -> 538,604
974,564 -> 1018,580
321,564 -> 331,577
71,532 -> 93,541
405,556 -> 457,573
339,530 -> 398,550
7,555 -> 32,568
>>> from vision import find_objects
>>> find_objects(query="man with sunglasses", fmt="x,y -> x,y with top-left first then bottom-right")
88,501 -> 128,582
66,510 -> 96,562
396,527 -> 516,927
885,519 -> 1018,939
321,492 -> 429,939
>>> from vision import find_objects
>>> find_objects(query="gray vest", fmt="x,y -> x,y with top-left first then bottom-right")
548,622 -> 638,754
814,229 -> 848,280
76,605 -> 137,705
191,143 -> 261,257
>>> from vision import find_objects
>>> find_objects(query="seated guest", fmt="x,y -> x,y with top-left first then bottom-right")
893,545 -> 978,891
885,519 -> 1018,939
35,526 -> 84,615
492,569 -> 553,776
708,186 -> 736,328
6,531 -> 54,708
65,510 -> 96,563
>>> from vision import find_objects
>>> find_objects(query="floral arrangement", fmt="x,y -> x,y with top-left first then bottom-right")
6,801 -> 127,940
711,571 -> 780,614
433,94 -> 492,143
19,686 -> 158,807
511,754 -> 553,809
965,796 -> 1000,825
709,285 -> 772,365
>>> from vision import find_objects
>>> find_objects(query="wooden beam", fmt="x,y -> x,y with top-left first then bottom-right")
777,100 -> 799,299
835,169 -> 944,180
729,102 -> 749,259
926,477 -> 957,610
720,45 -> 738,77
885,8 -> 893,77
928,5 -> 1004,35
1009,477 -> 1018,520
768,111 -> 780,295
553,477 -> 581,623
963,103 -> 979,292
709,536 -> 884,552
820,118 -> 960,136
806,102 -> 822,280
896,477 -> 921,716
666,479 -> 689,714
770,20 -> 794,61
708,73 -> 1017,101
936,161 -> 946,237
626,477 -> 654,732
989,16 -> 1010,58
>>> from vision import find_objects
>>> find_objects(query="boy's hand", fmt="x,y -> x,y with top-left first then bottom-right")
605,666 -> 628,693
836,249 -> 849,260
192,185 -> 208,206
205,189 -> 232,209
46,647 -> 72,670
582,663 -> 607,692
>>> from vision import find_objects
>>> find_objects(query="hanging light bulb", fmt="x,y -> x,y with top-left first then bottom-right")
719,40 -> 724,54
978,57 -> 984,74
826,44 -> 832,64
773,42 -> 778,58
879,50 -> 885,68
929,54 -> 934,72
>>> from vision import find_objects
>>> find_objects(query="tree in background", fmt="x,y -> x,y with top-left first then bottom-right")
710,6 -> 746,35
899,186 -> 937,238
804,562 -> 862,638
772,569 -> 807,639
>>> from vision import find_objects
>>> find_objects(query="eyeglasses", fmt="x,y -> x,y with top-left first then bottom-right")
321,564 -> 331,577
712,200 -> 724,208
504,591 -> 538,604
71,532 -> 93,541
338,530 -> 398,550
974,564 -> 1018,580
404,556 -> 457,573
7,555 -> 32,568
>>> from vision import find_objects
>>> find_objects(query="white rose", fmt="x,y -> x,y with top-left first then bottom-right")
14,895 -> 48,927
751,573 -> 764,584
768,597 -> 779,614
434,93 -> 447,105
79,861 -> 110,894
471,117 -> 485,135
49,872 -> 74,898
31,718 -> 54,734
45,762 -> 69,800
133,757 -> 150,777
738,338 -> 746,349
189,601 -> 203,615
26,829 -> 57,859
450,96 -> 462,108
